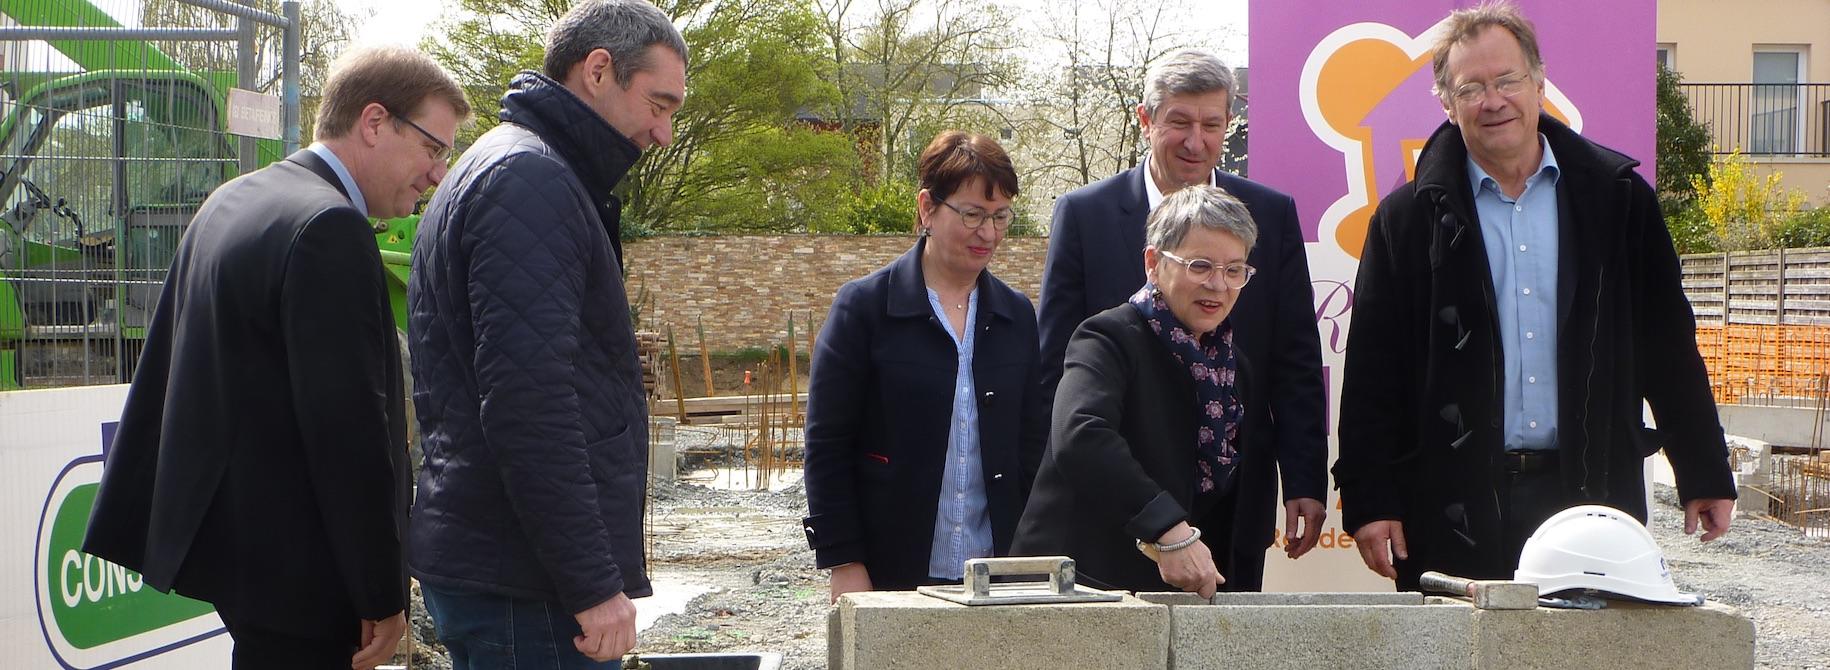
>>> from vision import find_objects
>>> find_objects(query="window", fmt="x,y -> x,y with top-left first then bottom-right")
1656,43 -> 1675,73
1751,48 -> 1806,154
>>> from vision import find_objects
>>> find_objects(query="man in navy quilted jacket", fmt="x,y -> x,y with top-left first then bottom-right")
406,0 -> 686,666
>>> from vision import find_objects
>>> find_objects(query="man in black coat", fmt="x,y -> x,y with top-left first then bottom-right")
82,46 -> 468,669
406,1 -> 686,666
1035,49 -> 1328,590
1334,5 -> 1735,591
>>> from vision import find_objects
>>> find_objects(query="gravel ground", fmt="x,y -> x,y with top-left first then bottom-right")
1650,483 -> 1830,669
405,477 -> 1830,669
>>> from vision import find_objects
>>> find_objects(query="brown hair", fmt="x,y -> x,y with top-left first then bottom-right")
916,131 -> 1019,226
314,44 -> 472,140
1429,1 -> 1545,99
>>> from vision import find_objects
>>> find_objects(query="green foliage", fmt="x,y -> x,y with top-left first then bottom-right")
1774,206 -> 1830,249
827,180 -> 918,234
425,0 -> 852,234
1655,63 -> 1712,206
1691,150 -> 1806,251
1665,201 -> 1717,255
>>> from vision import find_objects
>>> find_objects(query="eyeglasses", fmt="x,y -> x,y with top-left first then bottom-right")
384,106 -> 453,163
1158,249 -> 1255,289
1447,72 -> 1535,106
940,200 -> 1016,231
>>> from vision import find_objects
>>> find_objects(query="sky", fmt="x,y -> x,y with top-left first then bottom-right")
333,0 -> 446,47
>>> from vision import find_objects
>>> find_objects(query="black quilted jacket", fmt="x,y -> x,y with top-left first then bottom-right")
406,72 -> 651,613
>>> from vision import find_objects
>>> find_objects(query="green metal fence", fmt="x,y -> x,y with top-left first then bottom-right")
0,0 -> 299,389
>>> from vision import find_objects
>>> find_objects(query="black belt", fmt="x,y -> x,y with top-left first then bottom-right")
1504,450 -> 1559,474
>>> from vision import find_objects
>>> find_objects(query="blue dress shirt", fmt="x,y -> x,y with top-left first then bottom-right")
925,287 -> 992,579
1470,134 -> 1560,452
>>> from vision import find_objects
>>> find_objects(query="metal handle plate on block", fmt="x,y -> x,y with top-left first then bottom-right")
916,556 -> 1122,606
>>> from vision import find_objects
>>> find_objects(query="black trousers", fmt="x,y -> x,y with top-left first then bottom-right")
215,601 -> 360,670
1498,451 -> 1569,570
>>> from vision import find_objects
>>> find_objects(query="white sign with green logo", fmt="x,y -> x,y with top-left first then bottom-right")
2,385 -> 230,668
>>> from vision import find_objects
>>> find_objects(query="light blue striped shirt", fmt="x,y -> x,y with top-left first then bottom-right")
1469,134 -> 1560,452
925,287 -> 992,580
307,142 -> 368,217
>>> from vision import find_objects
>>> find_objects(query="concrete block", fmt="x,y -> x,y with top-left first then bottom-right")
649,416 -> 678,483
1138,591 -> 1426,606
1470,601 -> 1754,670
831,590 -> 1168,670
1166,600 -> 1473,670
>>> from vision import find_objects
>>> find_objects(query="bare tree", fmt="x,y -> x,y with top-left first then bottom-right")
814,0 -> 1020,184
1005,0 -> 1233,225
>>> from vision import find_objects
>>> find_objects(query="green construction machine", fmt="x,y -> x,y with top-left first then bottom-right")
0,0 -> 413,390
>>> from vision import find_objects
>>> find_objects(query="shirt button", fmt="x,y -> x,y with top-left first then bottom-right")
1522,288 -> 1532,295
1518,244 -> 1527,252
1529,420 -> 1539,428
1528,376 -> 1537,383
1515,205 -> 1523,212
1526,332 -> 1535,339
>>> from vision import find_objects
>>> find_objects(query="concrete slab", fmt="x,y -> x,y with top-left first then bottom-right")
1470,601 -> 1755,670
1138,591 -> 1426,606
832,591 -> 1168,670
1166,601 -> 1473,670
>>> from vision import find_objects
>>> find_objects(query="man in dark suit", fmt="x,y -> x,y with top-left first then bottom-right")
82,45 -> 469,669
1035,49 -> 1328,590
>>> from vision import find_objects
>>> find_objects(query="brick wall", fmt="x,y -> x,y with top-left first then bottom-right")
622,235 -> 1049,352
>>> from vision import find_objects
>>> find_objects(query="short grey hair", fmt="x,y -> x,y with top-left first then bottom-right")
544,0 -> 689,87
1142,49 -> 1237,118
1147,185 -> 1258,253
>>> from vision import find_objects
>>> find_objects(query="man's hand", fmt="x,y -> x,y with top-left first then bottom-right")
1683,498 -> 1735,542
1352,519 -> 1407,580
573,592 -> 637,662
1151,522 -> 1225,599
351,610 -> 406,670
829,562 -> 873,604
1282,497 -> 1327,559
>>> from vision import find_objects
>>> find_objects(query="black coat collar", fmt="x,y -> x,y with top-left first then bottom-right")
284,148 -> 348,200
498,71 -> 641,207
884,236 -> 1019,323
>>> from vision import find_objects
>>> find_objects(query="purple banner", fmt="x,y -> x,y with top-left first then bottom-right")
1249,0 -> 1655,253
1247,0 -> 1655,592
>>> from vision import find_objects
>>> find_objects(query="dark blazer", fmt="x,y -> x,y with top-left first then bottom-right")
1333,117 -> 1736,588
1013,305 -> 1268,591
1036,166 -> 1328,564
408,72 -> 651,614
801,238 -> 1049,590
83,149 -> 409,640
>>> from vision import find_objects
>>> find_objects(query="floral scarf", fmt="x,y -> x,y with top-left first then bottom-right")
1127,283 -> 1243,499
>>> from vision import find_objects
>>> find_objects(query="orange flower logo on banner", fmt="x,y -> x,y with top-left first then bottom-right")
1299,21 -> 1583,260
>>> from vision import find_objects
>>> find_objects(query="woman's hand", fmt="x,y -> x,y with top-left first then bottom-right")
1153,522 -> 1225,598
829,562 -> 874,603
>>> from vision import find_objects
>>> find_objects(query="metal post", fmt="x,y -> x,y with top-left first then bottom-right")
1722,251 -> 1732,325
237,3 -> 258,174
283,1 -> 301,154
1777,246 -> 1788,324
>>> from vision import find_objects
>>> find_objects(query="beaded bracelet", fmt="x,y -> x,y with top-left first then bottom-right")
1136,526 -> 1203,554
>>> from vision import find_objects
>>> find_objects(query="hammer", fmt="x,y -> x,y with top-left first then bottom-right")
1418,571 -> 1539,610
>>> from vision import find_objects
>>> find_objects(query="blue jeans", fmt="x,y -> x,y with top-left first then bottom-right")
421,583 -> 618,670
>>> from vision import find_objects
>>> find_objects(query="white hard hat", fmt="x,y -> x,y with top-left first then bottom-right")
1514,504 -> 1703,605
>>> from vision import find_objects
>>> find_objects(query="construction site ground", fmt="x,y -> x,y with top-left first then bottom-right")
407,479 -> 1830,670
